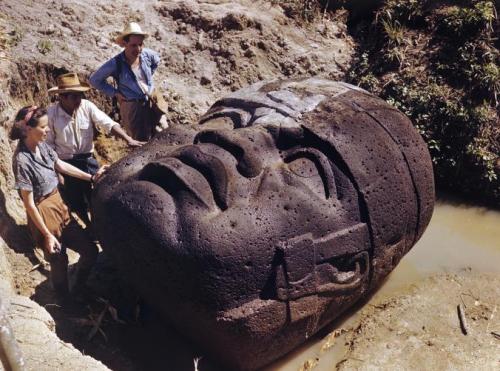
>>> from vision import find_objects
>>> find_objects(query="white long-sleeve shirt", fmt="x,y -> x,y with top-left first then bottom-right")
47,99 -> 118,160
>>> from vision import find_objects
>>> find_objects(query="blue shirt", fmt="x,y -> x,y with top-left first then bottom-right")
89,48 -> 160,100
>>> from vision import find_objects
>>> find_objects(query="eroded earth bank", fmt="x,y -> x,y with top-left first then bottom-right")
0,1 -> 499,370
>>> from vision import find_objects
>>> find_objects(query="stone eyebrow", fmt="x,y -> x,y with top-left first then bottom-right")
283,147 -> 337,200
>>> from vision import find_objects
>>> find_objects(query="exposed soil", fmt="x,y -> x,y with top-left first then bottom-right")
336,271 -> 500,370
1,1 -> 499,370
1,0 -> 353,125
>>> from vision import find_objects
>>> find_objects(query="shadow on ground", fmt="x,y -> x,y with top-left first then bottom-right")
0,190 -> 40,267
31,250 -> 226,371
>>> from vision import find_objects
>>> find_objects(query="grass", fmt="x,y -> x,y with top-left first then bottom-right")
0,24 -> 24,50
37,39 -> 52,55
271,0 -> 323,23
380,19 -> 406,46
8,27 -> 24,47
346,0 -> 499,205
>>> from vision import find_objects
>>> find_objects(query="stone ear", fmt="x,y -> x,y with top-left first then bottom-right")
275,234 -> 316,301
274,223 -> 371,302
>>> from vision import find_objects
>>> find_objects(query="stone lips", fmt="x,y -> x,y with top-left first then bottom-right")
92,78 -> 435,370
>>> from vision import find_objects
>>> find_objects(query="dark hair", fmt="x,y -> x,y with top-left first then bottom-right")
9,106 -> 48,140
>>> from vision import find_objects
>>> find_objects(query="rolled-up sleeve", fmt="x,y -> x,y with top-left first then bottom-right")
148,49 -> 160,75
13,161 -> 33,192
87,100 -> 118,134
89,58 -> 118,98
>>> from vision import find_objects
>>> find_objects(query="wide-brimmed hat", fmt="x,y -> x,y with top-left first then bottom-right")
115,22 -> 148,47
48,73 -> 91,94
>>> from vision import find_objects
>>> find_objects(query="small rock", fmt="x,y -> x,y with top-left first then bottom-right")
61,20 -> 74,31
42,24 -> 56,35
277,38 -> 287,48
257,41 -> 268,51
240,40 -> 250,50
200,76 -> 211,85
244,48 -> 256,58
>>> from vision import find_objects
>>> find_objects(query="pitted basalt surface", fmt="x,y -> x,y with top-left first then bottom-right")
92,78 -> 435,370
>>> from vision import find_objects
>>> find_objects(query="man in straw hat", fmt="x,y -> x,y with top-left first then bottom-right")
47,72 -> 143,226
89,22 -> 168,142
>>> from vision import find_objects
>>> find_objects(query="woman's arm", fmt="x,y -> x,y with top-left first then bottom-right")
55,159 -> 92,181
20,190 -> 60,254
55,159 -> 109,183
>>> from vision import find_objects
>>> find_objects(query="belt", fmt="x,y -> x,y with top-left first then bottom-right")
36,187 -> 58,205
124,97 -> 147,102
71,153 -> 93,160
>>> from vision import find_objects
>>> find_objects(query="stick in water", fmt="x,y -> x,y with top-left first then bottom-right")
457,304 -> 468,335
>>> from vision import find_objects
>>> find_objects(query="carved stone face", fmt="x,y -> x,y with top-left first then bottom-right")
92,78 -> 434,370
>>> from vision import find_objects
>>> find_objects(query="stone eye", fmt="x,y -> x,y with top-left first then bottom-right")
284,148 -> 337,199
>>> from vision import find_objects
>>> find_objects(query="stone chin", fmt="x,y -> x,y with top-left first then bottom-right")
92,78 -> 434,370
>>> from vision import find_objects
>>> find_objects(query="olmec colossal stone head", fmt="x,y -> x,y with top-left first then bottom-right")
92,78 -> 434,370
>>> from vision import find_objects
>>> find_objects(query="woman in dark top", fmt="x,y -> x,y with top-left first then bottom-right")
11,105 -> 106,299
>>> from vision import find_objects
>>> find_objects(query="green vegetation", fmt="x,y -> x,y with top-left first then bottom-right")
8,27 -> 24,47
37,39 -> 52,55
273,0 -> 323,22
346,0 -> 499,205
0,25 -> 24,49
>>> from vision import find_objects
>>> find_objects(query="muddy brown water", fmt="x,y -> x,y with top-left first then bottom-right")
265,201 -> 500,370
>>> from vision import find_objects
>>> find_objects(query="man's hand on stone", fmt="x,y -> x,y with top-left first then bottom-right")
127,139 -> 146,147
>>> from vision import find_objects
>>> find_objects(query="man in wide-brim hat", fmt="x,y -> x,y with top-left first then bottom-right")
48,72 -> 92,94
114,22 -> 149,47
46,72 -> 143,226
90,22 -> 168,142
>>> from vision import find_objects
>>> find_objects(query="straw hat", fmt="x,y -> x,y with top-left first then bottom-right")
48,73 -> 91,94
115,22 -> 148,47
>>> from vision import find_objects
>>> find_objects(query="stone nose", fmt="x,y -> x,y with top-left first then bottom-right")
194,128 -> 278,178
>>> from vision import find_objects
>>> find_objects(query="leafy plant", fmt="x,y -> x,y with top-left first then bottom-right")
380,19 -> 406,46
346,0 -> 499,205
381,0 -> 427,24
274,0 -> 322,23
438,1 -> 495,38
